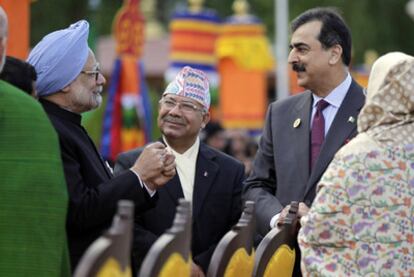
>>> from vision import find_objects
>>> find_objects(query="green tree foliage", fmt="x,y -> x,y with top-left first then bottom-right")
30,0 -> 115,46
289,0 -> 414,63
31,0 -> 88,45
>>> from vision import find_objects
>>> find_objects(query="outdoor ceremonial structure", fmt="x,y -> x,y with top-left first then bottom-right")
1,0 -> 372,162
0,0 -> 30,59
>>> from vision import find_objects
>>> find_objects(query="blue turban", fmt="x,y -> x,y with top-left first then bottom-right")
27,20 -> 89,97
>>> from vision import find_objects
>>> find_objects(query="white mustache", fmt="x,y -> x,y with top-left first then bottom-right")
163,115 -> 185,124
95,86 -> 103,94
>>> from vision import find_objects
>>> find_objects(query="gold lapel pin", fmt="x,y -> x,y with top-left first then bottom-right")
293,118 -> 301,128
348,116 -> 355,124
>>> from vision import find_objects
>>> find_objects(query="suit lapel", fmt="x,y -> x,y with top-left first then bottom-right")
292,92 -> 313,181
305,81 -> 365,197
164,174 -> 185,205
192,144 -> 219,219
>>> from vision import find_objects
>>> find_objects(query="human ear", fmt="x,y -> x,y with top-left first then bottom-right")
201,112 -> 210,129
329,44 -> 342,65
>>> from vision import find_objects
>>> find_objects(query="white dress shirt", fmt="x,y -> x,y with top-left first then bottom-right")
310,73 -> 352,135
165,137 -> 200,201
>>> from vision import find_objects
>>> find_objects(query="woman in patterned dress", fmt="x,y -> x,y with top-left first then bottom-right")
299,52 -> 414,276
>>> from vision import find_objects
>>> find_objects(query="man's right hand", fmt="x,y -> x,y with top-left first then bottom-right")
276,205 -> 291,227
131,142 -> 176,190
148,150 -> 176,189
276,202 -> 309,227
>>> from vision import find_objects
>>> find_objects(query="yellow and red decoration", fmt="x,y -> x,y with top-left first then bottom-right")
166,8 -> 220,115
217,14 -> 274,130
101,0 -> 152,162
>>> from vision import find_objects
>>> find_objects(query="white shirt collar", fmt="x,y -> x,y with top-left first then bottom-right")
312,73 -> 352,108
163,136 -> 200,159
163,136 -> 200,201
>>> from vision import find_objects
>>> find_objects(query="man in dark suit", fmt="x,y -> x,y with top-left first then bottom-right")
115,66 -> 244,276
243,7 -> 365,237
27,20 -> 176,271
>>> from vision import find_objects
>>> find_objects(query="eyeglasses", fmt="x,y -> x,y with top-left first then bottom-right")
159,98 -> 205,113
81,64 -> 101,81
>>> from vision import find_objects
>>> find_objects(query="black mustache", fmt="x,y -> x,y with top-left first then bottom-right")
292,63 -> 306,72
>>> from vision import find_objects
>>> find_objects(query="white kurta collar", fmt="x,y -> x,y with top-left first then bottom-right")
164,137 -> 200,200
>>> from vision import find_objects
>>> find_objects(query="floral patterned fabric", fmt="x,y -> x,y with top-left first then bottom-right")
299,52 -> 414,277
299,136 -> 414,276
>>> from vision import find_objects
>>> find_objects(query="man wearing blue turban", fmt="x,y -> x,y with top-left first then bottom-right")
28,20 -> 176,272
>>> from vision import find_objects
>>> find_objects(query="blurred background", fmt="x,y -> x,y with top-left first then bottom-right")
2,0 -> 414,169
28,0 -> 414,65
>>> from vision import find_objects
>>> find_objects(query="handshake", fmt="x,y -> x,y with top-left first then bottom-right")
131,142 -> 176,191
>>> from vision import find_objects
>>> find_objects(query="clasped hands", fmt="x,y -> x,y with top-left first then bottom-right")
131,142 -> 176,191
276,202 -> 309,227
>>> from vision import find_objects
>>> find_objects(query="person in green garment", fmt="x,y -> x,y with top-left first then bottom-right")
0,6 -> 70,277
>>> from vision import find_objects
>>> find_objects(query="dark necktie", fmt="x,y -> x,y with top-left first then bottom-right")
310,99 -> 329,170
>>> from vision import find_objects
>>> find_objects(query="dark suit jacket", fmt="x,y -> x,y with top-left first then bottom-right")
114,143 -> 244,273
40,99 -> 156,271
243,80 -> 365,236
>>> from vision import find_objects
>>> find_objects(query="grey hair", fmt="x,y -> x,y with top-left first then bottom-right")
0,6 -> 8,38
